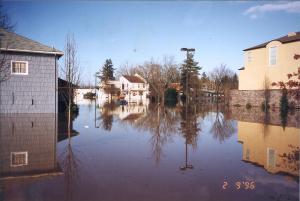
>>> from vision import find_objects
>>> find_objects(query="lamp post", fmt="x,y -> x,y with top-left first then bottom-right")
180,48 -> 195,172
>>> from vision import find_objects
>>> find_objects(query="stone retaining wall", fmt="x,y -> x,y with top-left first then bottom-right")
229,89 -> 299,108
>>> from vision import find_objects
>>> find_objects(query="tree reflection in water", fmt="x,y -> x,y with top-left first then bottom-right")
97,102 -> 236,166
210,105 -> 235,143
98,102 -> 117,131
133,104 -> 180,164
59,113 -> 82,201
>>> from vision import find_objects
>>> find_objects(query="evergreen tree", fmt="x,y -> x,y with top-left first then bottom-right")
231,73 -> 239,89
180,53 -> 201,101
100,59 -> 115,82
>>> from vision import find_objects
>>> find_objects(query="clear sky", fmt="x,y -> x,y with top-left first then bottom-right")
3,1 -> 300,84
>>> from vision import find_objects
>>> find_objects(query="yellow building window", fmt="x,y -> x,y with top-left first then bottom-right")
269,46 -> 277,65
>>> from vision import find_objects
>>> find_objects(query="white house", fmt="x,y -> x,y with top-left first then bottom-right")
97,80 -> 120,105
97,74 -> 149,105
119,74 -> 149,103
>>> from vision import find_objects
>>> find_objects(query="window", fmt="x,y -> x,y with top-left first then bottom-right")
11,152 -> 28,167
267,148 -> 276,168
269,47 -> 277,65
11,61 -> 28,75
247,52 -> 252,63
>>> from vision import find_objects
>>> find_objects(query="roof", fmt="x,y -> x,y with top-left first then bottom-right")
122,75 -> 145,83
244,32 -> 300,51
0,28 -> 63,57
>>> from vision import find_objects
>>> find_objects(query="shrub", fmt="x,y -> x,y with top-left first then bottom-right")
165,88 -> 178,101
83,92 -> 96,99
246,103 -> 252,109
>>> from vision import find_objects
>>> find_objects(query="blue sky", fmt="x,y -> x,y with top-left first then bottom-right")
3,1 -> 300,84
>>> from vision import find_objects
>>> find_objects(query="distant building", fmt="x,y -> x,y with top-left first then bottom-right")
97,80 -> 120,104
74,87 -> 95,105
97,74 -> 149,105
119,74 -> 149,103
0,28 -> 63,113
231,32 -> 300,107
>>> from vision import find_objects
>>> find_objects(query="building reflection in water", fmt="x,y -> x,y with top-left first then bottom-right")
0,114 -> 63,183
235,108 -> 300,179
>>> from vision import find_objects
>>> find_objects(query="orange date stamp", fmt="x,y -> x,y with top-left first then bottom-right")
222,181 -> 256,190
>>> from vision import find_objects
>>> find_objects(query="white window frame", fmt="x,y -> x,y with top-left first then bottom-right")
269,46 -> 277,66
11,60 -> 28,75
10,151 -> 28,167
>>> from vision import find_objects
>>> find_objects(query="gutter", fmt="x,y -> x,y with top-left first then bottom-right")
0,48 -> 64,57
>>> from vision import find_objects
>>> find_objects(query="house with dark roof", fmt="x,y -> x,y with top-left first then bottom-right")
230,32 -> 300,107
119,74 -> 149,103
0,28 -> 63,113
97,73 -> 149,105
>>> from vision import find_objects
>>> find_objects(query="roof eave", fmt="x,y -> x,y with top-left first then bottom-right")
243,38 -> 300,51
0,48 -> 64,57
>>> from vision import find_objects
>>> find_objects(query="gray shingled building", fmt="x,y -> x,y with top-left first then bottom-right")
0,28 -> 63,113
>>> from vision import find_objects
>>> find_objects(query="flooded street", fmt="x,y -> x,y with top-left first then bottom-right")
0,102 -> 299,201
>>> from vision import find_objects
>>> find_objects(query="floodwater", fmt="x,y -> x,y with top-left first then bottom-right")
0,102 -> 299,201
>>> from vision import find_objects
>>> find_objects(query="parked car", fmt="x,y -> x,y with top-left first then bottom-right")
119,100 -> 128,105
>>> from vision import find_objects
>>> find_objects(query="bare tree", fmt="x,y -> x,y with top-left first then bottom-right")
116,61 -> 139,78
0,4 -> 14,31
210,111 -> 235,143
0,3 -> 15,83
209,64 -> 234,103
117,56 -> 180,104
60,33 -> 81,136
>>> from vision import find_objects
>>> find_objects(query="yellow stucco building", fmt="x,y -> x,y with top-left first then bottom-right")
239,32 -> 300,90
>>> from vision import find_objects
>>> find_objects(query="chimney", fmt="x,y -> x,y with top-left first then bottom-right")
288,32 -> 296,37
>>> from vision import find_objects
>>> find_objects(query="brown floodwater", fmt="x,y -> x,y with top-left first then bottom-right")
0,102 -> 299,201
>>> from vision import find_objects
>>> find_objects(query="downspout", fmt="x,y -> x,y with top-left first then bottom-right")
54,53 -> 58,168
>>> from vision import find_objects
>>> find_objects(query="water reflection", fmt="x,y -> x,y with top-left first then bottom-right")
230,106 -> 300,180
238,121 -> 299,178
0,114 -> 62,183
0,103 -> 298,201
210,107 -> 235,143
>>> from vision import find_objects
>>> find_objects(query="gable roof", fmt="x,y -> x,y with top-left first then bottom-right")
0,28 -> 63,57
244,32 -> 300,51
122,75 -> 145,83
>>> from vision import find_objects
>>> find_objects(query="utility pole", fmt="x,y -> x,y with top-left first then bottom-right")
180,48 -> 195,104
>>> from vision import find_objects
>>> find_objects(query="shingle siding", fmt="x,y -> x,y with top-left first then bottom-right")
0,52 -> 58,113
